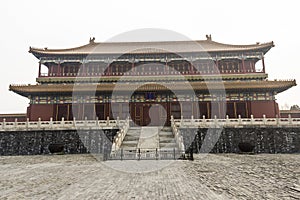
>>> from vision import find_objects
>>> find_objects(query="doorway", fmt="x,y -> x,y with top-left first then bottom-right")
130,103 -> 167,126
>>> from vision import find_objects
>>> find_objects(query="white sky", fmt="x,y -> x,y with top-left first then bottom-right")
0,0 -> 299,113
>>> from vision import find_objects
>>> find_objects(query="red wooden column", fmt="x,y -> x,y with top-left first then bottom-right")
241,55 -> 246,73
61,65 -> 64,76
38,61 -> 41,77
131,60 -> 135,75
262,54 -> 266,73
188,63 -> 192,74
165,57 -> 168,75
58,62 -> 61,77
82,61 -> 86,76
49,65 -> 53,76
108,63 -> 112,76
215,57 -> 219,74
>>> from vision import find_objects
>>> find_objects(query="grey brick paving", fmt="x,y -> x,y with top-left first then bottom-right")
0,154 -> 299,199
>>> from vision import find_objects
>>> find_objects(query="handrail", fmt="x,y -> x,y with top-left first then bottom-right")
111,117 -> 130,153
37,69 -> 267,78
171,115 -> 185,153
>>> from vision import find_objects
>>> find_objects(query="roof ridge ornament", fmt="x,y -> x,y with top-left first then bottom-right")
89,37 -> 95,44
206,34 -> 212,41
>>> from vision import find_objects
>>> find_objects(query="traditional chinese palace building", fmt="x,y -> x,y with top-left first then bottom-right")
9,36 -> 296,126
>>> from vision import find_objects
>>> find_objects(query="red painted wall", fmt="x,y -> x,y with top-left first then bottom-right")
25,100 -> 281,122
28,104 -> 55,121
249,100 -> 278,118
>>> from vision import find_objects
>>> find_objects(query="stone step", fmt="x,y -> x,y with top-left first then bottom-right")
118,127 -> 179,154
159,138 -> 176,143
121,145 -> 137,148
122,140 -> 138,144
160,143 -> 177,148
124,135 -> 140,140
161,127 -> 172,131
127,131 -> 140,135
159,132 -> 173,136
120,148 -> 137,152
159,147 -> 179,151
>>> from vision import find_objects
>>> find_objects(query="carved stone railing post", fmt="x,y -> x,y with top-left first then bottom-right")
117,116 -> 120,127
2,118 -> 5,129
214,115 -> 218,127
251,115 -> 254,125
288,114 -> 292,125
180,115 -> 183,126
263,115 -> 266,125
26,118 -> 29,130
61,117 -> 65,128
106,116 -> 110,126
14,118 -> 18,129
96,117 -> 99,128
50,117 -> 53,129
238,115 -> 242,125
73,117 -> 76,128
38,118 -> 41,129
84,117 -> 87,127
170,115 -> 174,126
226,115 -> 229,124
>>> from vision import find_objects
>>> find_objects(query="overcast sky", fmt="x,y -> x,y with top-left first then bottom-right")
0,0 -> 299,113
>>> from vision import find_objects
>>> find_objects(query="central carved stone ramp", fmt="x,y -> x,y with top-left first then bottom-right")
119,127 -> 141,152
137,127 -> 160,152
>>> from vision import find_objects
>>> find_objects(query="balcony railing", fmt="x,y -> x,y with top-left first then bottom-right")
39,68 -> 264,78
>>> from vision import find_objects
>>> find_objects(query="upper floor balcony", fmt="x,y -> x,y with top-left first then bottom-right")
38,60 -> 265,78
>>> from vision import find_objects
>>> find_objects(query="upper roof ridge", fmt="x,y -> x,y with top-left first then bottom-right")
28,36 -> 275,58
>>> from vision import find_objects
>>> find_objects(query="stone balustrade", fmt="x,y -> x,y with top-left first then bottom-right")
174,115 -> 300,128
0,117 -> 125,131
171,116 -> 185,153
111,117 -> 130,152
1,114 -> 300,132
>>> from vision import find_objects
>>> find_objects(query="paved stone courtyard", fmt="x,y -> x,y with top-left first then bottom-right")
0,154 -> 299,199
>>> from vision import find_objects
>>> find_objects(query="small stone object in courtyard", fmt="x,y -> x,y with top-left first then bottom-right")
48,143 -> 64,154
238,142 -> 255,153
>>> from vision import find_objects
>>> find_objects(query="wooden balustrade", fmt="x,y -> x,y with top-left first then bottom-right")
38,65 -> 265,78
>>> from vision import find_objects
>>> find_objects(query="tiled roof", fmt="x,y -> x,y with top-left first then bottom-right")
29,38 -> 274,57
10,80 -> 296,97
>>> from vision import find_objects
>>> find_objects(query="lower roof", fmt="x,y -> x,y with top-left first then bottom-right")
10,80 -> 296,98
36,73 -> 268,84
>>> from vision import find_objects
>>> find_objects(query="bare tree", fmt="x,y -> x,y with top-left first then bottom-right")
290,105 -> 300,110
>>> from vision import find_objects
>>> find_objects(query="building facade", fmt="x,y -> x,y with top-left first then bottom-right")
10,36 -> 296,126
